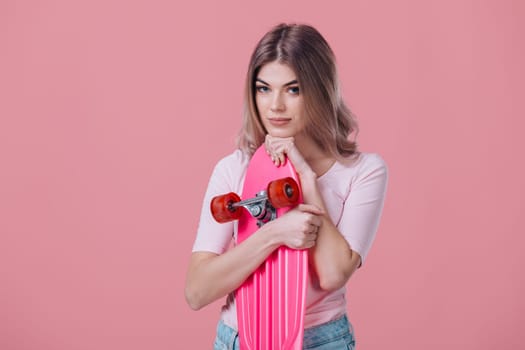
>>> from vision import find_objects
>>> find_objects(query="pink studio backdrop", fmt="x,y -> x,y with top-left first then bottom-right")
1,1 -> 523,349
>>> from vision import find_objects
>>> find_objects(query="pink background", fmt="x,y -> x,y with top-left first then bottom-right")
1,0 -> 523,349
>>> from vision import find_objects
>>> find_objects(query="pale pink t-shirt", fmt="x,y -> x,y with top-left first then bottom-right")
192,149 -> 388,329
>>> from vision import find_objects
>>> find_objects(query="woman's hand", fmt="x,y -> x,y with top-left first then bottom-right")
266,203 -> 324,249
264,135 -> 316,178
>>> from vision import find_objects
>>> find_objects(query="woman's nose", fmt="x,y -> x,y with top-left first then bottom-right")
270,92 -> 285,112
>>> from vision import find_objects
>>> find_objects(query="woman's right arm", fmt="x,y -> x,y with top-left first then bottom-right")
185,203 -> 322,310
184,224 -> 278,310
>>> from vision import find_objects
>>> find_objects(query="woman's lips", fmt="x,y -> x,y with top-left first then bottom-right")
268,118 -> 291,126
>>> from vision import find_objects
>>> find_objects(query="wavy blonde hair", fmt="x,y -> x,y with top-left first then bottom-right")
237,23 -> 359,160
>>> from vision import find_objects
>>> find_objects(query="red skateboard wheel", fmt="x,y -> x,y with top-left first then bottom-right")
210,192 -> 242,223
267,177 -> 300,209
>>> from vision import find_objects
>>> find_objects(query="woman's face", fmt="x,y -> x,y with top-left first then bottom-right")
255,61 -> 305,138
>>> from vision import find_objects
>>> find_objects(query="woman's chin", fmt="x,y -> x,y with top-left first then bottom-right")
267,129 -> 295,138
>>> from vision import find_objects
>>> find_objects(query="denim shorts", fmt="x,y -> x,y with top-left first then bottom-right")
213,314 -> 355,349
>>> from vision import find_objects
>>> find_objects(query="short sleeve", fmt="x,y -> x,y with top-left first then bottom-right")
192,150 -> 248,254
338,154 -> 389,266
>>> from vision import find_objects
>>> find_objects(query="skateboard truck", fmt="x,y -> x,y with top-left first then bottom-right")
230,190 -> 277,227
211,177 -> 300,226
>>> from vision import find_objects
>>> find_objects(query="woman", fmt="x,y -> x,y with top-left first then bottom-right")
185,23 -> 388,349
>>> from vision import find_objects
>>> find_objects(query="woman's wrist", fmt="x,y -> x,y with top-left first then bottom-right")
256,221 -> 283,250
297,169 -> 318,195
298,174 -> 327,213
299,168 -> 317,183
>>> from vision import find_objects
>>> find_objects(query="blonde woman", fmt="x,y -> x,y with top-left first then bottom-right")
185,23 -> 389,349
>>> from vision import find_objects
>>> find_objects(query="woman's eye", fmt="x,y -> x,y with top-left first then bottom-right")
256,85 -> 269,93
288,86 -> 300,94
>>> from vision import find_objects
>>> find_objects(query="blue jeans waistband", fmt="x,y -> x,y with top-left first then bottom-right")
213,314 -> 355,349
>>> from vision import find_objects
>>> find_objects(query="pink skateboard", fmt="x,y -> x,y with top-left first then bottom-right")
211,145 -> 308,350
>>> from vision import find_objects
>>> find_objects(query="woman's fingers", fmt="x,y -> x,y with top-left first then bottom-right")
264,135 -> 316,177
297,203 -> 325,217
265,134 -> 295,167
270,203 -> 324,250
305,230 -> 318,248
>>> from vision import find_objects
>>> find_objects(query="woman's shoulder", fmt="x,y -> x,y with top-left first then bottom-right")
317,152 -> 388,215
356,152 -> 388,171
337,152 -> 388,174
210,149 -> 250,188
326,152 -> 388,191
348,152 -> 389,187
215,148 -> 250,168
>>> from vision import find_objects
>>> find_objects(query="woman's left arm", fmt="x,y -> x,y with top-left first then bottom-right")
298,172 -> 361,291
265,136 -> 388,292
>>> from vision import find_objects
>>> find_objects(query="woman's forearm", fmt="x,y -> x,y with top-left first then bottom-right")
185,225 -> 281,310
300,175 -> 360,291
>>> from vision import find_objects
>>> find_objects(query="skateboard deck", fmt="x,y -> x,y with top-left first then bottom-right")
211,145 -> 308,350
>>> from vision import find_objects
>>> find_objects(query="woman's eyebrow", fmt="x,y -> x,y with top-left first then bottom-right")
256,78 -> 298,86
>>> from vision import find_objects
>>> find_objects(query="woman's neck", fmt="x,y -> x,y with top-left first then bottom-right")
294,134 -> 335,177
